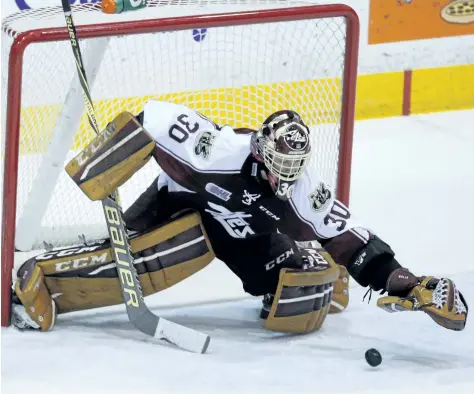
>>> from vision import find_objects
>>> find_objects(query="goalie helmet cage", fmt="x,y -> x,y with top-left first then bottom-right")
1,1 -> 359,326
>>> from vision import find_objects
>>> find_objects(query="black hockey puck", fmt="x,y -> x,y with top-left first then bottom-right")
365,348 -> 382,367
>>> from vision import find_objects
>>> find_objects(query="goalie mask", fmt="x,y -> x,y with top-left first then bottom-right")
251,110 -> 311,200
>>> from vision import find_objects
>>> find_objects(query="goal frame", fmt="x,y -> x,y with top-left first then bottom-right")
1,4 -> 359,326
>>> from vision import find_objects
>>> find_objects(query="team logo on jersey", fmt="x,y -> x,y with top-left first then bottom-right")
282,125 -> 309,151
309,182 -> 332,212
194,131 -> 216,159
242,190 -> 261,206
205,202 -> 255,238
205,183 -> 232,201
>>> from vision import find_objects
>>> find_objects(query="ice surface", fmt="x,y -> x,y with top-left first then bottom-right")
2,110 -> 474,394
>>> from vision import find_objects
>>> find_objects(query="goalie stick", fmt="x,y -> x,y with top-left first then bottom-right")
59,0 -> 210,354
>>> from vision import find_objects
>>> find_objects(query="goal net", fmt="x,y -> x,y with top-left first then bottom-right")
1,0 -> 359,325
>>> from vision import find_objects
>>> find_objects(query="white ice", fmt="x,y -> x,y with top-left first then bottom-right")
2,110 -> 474,394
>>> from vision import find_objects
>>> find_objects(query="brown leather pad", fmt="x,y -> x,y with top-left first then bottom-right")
264,262 -> 339,333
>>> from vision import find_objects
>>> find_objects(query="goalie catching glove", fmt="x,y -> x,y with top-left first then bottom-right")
377,268 -> 468,331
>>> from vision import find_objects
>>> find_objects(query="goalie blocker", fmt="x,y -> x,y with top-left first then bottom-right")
65,111 -> 155,201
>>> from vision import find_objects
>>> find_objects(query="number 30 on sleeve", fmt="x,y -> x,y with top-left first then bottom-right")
168,114 -> 199,143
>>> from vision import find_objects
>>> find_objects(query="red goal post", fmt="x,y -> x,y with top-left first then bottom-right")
1,3 -> 359,326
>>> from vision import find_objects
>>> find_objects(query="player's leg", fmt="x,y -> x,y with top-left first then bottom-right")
124,174 -> 194,232
124,176 -> 164,231
217,232 -> 340,333
11,212 -> 215,331
296,241 -> 349,314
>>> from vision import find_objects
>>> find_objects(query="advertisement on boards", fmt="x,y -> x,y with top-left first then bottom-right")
369,0 -> 474,44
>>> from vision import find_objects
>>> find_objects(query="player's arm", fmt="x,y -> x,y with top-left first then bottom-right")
291,176 -> 391,289
136,100 -> 250,194
292,177 -> 468,330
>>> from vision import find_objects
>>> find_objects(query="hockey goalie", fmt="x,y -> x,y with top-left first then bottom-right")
11,100 -> 468,334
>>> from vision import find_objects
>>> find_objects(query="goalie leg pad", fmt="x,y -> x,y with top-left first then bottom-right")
264,262 -> 340,334
14,213 -> 215,319
329,264 -> 350,314
14,262 -> 57,331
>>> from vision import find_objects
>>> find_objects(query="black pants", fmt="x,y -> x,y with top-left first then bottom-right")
211,231 -> 305,295
124,177 -> 306,296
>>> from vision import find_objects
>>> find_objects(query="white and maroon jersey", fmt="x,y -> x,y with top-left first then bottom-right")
142,100 -> 371,266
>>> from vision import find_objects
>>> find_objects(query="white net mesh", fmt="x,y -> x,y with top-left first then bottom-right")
1,0 -> 352,250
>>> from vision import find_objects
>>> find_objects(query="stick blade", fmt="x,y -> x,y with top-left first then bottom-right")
155,318 -> 211,354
